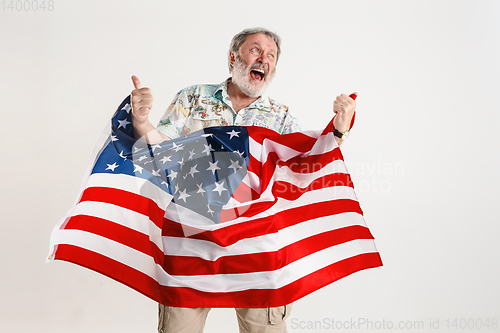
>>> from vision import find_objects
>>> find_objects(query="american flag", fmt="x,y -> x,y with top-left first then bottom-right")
48,96 -> 382,308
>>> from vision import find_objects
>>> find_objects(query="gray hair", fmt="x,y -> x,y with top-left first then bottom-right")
228,27 -> 282,72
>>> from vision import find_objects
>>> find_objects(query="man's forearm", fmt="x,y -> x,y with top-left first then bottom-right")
333,114 -> 351,146
133,121 -> 171,144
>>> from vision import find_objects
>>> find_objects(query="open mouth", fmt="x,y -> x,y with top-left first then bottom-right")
250,68 -> 266,82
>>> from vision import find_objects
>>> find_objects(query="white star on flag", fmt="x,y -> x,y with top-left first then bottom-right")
228,159 -> 242,173
177,188 -> 190,203
188,149 -> 196,160
212,180 -> 227,196
159,155 -> 172,164
117,118 -> 131,129
196,183 -> 206,195
206,204 -> 214,216
202,144 -> 215,156
207,161 -> 221,174
119,151 -> 127,160
106,162 -> 118,171
121,103 -> 131,113
167,170 -> 178,180
226,130 -> 240,139
133,164 -> 143,174
170,142 -> 184,152
188,165 -> 199,178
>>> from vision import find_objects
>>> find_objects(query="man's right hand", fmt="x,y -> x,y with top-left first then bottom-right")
129,75 -> 171,144
131,75 -> 153,125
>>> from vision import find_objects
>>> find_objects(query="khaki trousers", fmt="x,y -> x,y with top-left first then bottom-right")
158,304 -> 292,333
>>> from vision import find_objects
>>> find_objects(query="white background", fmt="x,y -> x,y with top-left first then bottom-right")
1,0 -> 499,332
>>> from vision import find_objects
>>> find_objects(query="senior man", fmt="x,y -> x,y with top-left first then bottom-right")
130,27 -> 356,333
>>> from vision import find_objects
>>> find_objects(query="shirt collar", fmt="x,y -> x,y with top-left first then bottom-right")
215,78 -> 272,112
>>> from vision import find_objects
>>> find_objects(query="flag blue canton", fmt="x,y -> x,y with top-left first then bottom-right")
91,96 -> 250,223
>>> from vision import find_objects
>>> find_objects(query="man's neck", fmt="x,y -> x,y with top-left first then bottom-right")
227,81 -> 260,113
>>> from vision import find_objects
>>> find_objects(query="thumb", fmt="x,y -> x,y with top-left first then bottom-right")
349,92 -> 358,100
131,75 -> 142,89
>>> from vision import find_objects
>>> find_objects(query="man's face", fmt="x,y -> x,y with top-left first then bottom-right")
231,33 -> 278,98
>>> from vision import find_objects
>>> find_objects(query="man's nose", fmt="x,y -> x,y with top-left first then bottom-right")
256,54 -> 267,66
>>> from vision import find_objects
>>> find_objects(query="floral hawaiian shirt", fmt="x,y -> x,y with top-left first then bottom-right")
156,78 -> 301,139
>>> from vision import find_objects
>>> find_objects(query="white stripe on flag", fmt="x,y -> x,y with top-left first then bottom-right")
248,137 -> 303,163
71,200 -> 163,250
248,131 -> 337,166
86,173 -> 173,210
308,132 -> 338,156
54,229 -> 163,280
55,229 -> 377,293
166,239 -> 378,292
162,211 -> 366,258
167,185 -> 359,227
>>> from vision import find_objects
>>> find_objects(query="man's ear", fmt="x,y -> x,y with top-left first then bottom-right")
229,51 -> 236,67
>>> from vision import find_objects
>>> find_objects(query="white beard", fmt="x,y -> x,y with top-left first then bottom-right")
231,55 -> 275,98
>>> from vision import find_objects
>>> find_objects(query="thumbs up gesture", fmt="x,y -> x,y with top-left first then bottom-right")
130,75 -> 154,125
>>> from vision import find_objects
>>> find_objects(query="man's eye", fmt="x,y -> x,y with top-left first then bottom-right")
268,54 -> 275,59
251,48 -> 259,53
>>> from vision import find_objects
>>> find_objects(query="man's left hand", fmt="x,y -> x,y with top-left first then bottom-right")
333,92 -> 357,133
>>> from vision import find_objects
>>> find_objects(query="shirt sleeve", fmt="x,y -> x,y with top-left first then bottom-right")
156,90 -> 191,139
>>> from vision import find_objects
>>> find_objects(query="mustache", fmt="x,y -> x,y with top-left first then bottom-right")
249,63 -> 268,75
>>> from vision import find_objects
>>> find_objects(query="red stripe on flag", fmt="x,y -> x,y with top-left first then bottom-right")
162,199 -> 364,246
246,146 -> 345,197
162,252 -> 382,308
232,145 -> 346,208
248,127 -> 318,150
54,244 -> 162,304
222,173 -> 354,222
79,187 -> 165,229
63,215 -> 165,267
163,225 -> 374,275
161,252 -> 382,307
54,244 -> 381,308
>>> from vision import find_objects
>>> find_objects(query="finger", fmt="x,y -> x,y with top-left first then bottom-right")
133,106 -> 151,118
336,94 -> 350,103
131,88 -> 152,98
131,75 -> 142,90
136,105 -> 151,114
132,98 -> 153,109
131,91 -> 153,102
